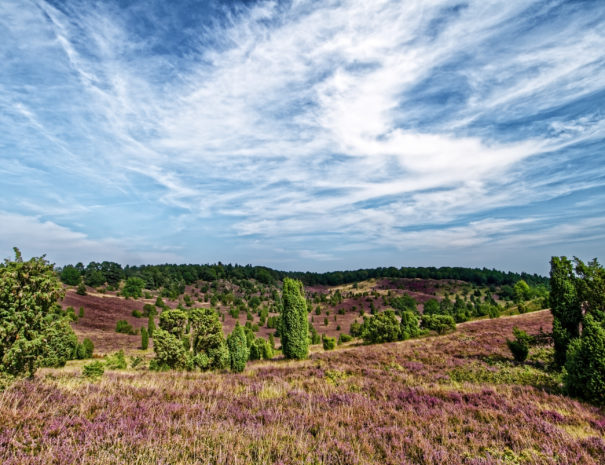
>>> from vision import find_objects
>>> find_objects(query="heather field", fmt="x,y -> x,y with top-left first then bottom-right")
1,310 -> 603,465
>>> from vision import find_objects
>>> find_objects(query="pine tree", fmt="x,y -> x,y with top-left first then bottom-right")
281,278 -> 308,359
148,313 -> 156,338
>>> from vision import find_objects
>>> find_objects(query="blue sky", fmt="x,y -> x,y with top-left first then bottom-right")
1,0 -> 604,274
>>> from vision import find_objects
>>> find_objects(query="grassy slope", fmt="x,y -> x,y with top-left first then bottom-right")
1,310 -> 604,464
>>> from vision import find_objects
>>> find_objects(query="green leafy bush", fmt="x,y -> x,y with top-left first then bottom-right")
400,310 -> 420,340
0,248 -> 65,377
115,320 -> 136,335
122,277 -> 146,299
338,333 -> 352,344
421,314 -> 456,334
82,361 -> 104,379
564,314 -> 605,405
507,327 -> 530,362
141,327 -> 149,350
76,282 -> 87,296
227,323 -> 249,373
362,310 -> 400,344
151,329 -> 188,370
323,336 -> 336,350
105,350 -> 127,369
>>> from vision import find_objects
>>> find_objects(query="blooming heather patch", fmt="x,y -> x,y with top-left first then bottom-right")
1,311 -> 603,464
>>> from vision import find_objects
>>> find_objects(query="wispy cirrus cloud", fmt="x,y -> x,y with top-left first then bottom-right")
0,0 -> 604,272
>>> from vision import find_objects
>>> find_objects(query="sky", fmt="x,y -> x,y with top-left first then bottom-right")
1,0 -> 604,274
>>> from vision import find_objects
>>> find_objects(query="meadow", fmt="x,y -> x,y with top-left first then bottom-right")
1,310 -> 603,465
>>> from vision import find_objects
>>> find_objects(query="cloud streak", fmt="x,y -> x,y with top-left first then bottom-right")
1,0 -> 604,272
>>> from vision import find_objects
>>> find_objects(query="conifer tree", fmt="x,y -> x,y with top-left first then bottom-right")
227,322 -> 248,373
280,278 -> 308,359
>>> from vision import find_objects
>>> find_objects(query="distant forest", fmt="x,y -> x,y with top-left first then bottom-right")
59,261 -> 549,291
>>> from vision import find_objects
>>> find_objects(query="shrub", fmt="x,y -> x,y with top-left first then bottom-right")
76,282 -> 87,296
507,327 -> 530,363
143,304 -> 156,317
421,314 -> 456,334
155,296 -> 164,307
151,329 -> 188,370
189,308 -> 229,370
148,314 -> 156,337
362,310 -> 400,344
105,350 -> 127,369
338,333 -> 352,344
82,361 -> 104,379
159,309 -> 187,338
81,338 -> 94,358
249,337 -> 273,360
39,318 -> 79,368
564,314 -> 605,404
0,249 -> 65,377
400,310 -> 420,340
122,277 -> 145,299
323,336 -> 336,350
141,327 -> 149,350
78,307 -> 85,318
115,320 -> 136,335
60,265 -> 82,285
227,323 -> 249,373
132,309 -> 142,318
281,278 -> 308,359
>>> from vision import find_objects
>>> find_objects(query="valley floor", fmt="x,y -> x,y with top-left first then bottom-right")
1,310 -> 603,464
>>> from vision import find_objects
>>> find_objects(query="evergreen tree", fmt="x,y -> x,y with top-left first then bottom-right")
549,256 -> 582,367
0,248 -> 65,377
227,323 -> 248,373
564,314 -> 605,405
141,327 -> 149,350
280,278 -> 308,359
148,313 -> 156,337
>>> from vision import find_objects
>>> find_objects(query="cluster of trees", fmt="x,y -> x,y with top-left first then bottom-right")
150,307 -> 274,373
1,249 -> 93,378
550,257 -> 605,404
60,259 -> 548,301
423,294 -> 501,322
357,306 -> 455,345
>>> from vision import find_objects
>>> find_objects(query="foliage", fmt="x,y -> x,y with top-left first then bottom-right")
141,327 -> 149,350
60,265 -> 82,285
564,314 -> 605,405
227,323 -> 249,373
423,298 -> 440,315
549,256 -> 582,367
0,248 -> 65,377
421,314 -> 456,334
362,310 -> 401,344
189,308 -> 229,370
507,327 -> 530,362
322,336 -> 336,351
80,338 -> 94,359
280,278 -> 308,359
151,329 -> 187,370
76,282 -> 87,296
338,333 -> 352,344
115,320 -> 136,335
249,337 -> 273,360
148,313 -> 156,337
82,361 -> 104,379
158,309 -> 187,338
513,280 -> 531,303
400,310 -> 420,340
39,318 -> 79,368
105,350 -> 127,369
122,277 -> 146,299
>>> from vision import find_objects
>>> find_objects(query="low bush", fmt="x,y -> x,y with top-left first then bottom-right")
82,361 -> 104,379
115,320 -> 137,335
323,336 -> 336,351
421,314 -> 456,334
507,327 -> 530,363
